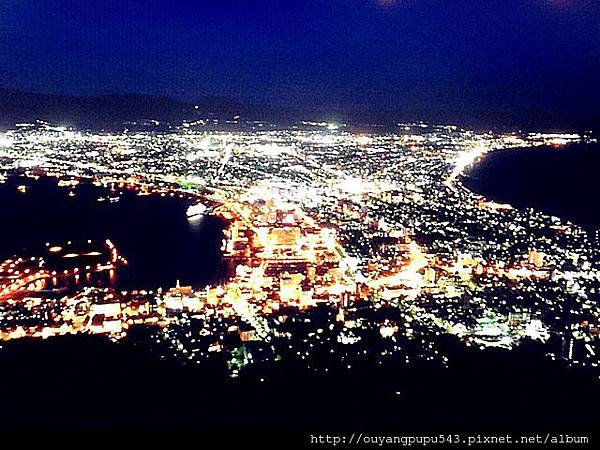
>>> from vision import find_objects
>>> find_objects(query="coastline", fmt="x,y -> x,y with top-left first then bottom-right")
458,142 -> 600,229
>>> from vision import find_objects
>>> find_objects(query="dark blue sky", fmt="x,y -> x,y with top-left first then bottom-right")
0,0 -> 598,115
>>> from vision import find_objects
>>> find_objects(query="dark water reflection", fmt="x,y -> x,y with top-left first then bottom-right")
463,142 -> 600,229
0,176 -> 226,290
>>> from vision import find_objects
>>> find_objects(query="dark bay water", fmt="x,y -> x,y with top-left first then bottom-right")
463,142 -> 600,228
0,176 -> 226,290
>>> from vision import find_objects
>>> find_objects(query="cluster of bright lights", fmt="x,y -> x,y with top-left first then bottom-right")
0,119 -> 597,376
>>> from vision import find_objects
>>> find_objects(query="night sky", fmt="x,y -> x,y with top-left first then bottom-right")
0,0 -> 598,116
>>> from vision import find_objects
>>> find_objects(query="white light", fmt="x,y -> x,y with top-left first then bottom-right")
0,134 -> 14,147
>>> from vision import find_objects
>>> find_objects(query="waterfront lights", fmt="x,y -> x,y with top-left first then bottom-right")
0,134 -> 14,148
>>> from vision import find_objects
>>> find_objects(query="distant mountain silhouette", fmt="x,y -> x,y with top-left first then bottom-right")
0,88 -> 192,128
0,88 -> 597,132
0,89 -> 272,128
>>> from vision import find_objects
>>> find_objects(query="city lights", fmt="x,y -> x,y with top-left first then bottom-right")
0,120 -> 598,378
